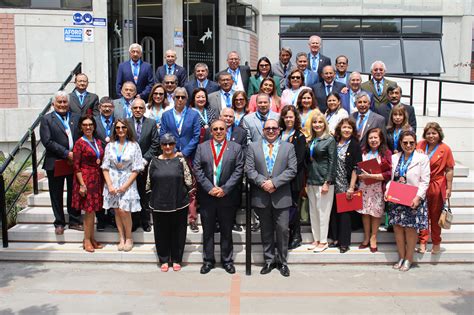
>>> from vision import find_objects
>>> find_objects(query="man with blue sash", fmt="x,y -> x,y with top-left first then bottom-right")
40,91 -> 82,235
68,73 -> 99,117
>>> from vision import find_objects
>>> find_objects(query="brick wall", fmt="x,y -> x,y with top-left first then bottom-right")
0,13 -> 18,108
249,34 -> 258,70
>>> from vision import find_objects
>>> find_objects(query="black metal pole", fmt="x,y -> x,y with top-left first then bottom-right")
409,78 -> 414,106
438,81 -> 443,117
0,175 -> 8,248
423,80 -> 428,116
245,178 -> 251,275
30,131 -> 39,195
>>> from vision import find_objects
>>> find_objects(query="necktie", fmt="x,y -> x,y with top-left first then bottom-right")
376,82 -> 382,96
268,143 -> 273,157
199,81 -> 204,88
358,114 -> 365,139
312,56 -> 317,71
224,92 -> 231,107
283,64 -> 287,76
215,143 -> 222,186
168,66 -> 172,75
136,119 -> 142,138
79,94 -> 84,106
105,118 -> 110,126
326,84 -> 332,95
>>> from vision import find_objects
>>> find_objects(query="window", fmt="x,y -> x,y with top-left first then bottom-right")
323,39 -> 362,71
227,0 -> 257,32
404,40 -> 444,74
402,17 -> 442,35
0,0 -> 92,10
363,40 -> 403,73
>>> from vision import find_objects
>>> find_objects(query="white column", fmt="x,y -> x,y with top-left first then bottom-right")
218,0 -> 228,71
162,1 -> 184,64
458,14 -> 473,82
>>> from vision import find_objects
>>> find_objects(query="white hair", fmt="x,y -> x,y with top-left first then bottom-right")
129,43 -> 143,53
53,90 -> 69,102
370,60 -> 386,72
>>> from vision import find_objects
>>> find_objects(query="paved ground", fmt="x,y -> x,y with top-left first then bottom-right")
0,262 -> 472,315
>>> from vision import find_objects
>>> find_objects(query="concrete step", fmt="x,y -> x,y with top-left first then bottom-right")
0,242 -> 472,264
454,163 -> 469,177
16,206 -> 474,225
7,223 -> 474,244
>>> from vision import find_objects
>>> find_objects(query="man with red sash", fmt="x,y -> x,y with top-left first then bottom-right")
193,119 -> 245,274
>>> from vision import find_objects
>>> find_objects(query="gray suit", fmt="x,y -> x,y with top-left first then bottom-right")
193,140 -> 244,265
113,98 -> 134,119
351,111 -> 386,150
208,90 -> 234,114
68,91 -> 99,117
273,61 -> 296,90
241,111 -> 280,144
245,140 -> 297,265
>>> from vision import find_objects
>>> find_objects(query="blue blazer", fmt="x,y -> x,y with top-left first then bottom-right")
184,79 -> 220,99
116,60 -> 155,101
340,90 -> 375,114
160,107 -> 201,158
156,64 -> 188,87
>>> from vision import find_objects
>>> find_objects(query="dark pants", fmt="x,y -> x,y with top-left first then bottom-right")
133,167 -> 151,228
200,203 -> 235,265
46,171 -> 81,227
255,206 -> 290,265
289,189 -> 302,239
328,195 -> 352,247
152,207 -> 188,264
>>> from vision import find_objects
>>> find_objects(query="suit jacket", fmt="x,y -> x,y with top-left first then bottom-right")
340,90 -> 375,114
387,151 -> 430,199
156,63 -> 188,87
159,107 -> 201,158
193,140 -> 244,207
116,60 -> 155,100
361,78 -> 397,109
217,65 -> 251,94
127,116 -> 160,162
307,53 -> 331,79
208,90 -> 230,114
374,102 -> 417,131
113,98 -> 134,119
273,61 -> 296,89
68,91 -> 99,117
245,140 -> 297,209
241,111 -> 280,144
247,75 -> 282,97
203,124 -> 248,154
93,114 -> 114,149
184,79 -> 220,99
350,111 -> 386,150
311,81 -> 346,113
40,111 -> 80,171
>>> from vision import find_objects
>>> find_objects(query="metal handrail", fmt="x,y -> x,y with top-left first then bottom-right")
0,62 -> 82,248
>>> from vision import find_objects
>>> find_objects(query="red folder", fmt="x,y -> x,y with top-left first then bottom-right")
386,181 -> 418,207
54,159 -> 73,177
357,158 -> 382,185
336,191 -> 363,213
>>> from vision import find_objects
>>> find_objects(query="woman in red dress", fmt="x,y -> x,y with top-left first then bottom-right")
416,122 -> 454,254
72,116 -> 105,252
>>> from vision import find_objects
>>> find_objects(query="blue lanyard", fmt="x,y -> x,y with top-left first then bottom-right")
234,111 -> 244,126
326,111 -> 336,122
226,126 -> 233,141
115,140 -> 128,163
309,138 -> 320,159
281,129 -> 295,142
197,79 -> 208,88
131,60 -> 141,81
255,111 -> 267,129
337,139 -> 350,154
54,112 -> 70,131
263,139 -> 280,174
228,67 -> 240,85
167,64 -> 175,75
152,106 -> 163,125
311,53 -> 319,71
195,108 -> 208,125
367,149 -> 379,160
100,115 -> 112,137
357,112 -> 370,132
121,98 -> 132,118
301,109 -> 313,128
173,107 -> 187,132
393,128 -> 402,151
291,88 -> 300,104
77,91 -> 87,106
399,151 -> 414,177
425,143 -> 440,160
82,136 -> 100,160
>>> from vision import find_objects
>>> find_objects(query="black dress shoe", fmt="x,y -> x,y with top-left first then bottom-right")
223,263 -> 236,274
339,246 -> 350,253
279,264 -> 290,277
200,263 -> 215,274
142,224 -> 152,232
190,222 -> 199,233
288,238 -> 302,250
260,263 -> 276,275
232,224 -> 242,232
96,222 -> 106,232
328,242 -> 340,248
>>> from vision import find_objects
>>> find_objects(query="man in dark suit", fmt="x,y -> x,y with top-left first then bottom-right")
208,72 -> 235,113
294,52 -> 319,87
273,47 -> 296,91
375,85 -> 417,130
68,73 -> 99,117
340,72 -> 375,114
334,55 -> 351,86
127,98 -> 160,232
155,49 -> 188,87
307,35 -> 331,80
116,43 -> 155,101
39,91 -> 82,235
184,62 -> 219,98
351,91 -> 386,150
246,119 -> 297,277
217,51 -> 251,94
113,81 -> 137,119
93,96 -> 115,231
311,65 -> 346,113
194,119 -> 244,274
361,60 -> 397,109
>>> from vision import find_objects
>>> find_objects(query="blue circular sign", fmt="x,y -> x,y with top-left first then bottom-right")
83,13 -> 93,23
73,13 -> 82,23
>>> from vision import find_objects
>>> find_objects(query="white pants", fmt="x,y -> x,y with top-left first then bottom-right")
307,184 -> 335,243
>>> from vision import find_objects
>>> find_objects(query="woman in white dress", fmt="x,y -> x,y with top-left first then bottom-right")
102,119 -> 144,252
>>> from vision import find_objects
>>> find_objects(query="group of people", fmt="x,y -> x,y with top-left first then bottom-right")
39,36 -> 454,276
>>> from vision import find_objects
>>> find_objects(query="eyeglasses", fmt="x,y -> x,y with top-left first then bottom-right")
212,127 -> 225,131
235,98 -> 245,102
132,107 -> 145,110
164,81 -> 176,85
290,76 -> 302,80
115,126 -> 127,130
82,123 -> 94,127
402,141 -> 415,146
336,62 -> 347,65
153,92 -> 164,96
264,127 -> 279,131
175,95 -> 186,100
162,143 -> 175,147
259,64 -> 270,68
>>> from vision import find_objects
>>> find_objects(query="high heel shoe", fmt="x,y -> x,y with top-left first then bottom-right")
91,239 -> 104,249
123,239 -> 134,252
399,260 -> 412,272
83,240 -> 95,253
358,242 -> 369,249
392,259 -> 404,270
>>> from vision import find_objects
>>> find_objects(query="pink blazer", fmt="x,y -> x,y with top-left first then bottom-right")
387,151 -> 430,199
